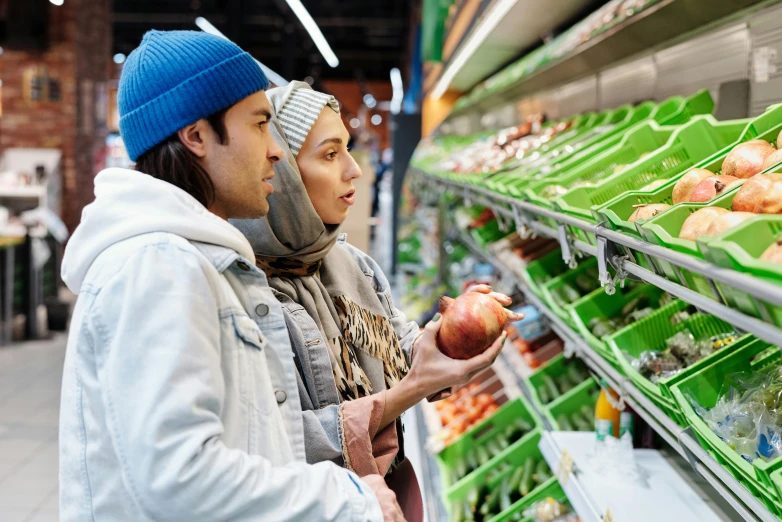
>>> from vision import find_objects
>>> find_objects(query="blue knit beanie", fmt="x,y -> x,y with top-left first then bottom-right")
118,30 -> 269,161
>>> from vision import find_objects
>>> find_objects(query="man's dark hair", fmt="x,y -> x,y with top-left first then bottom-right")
134,107 -> 230,208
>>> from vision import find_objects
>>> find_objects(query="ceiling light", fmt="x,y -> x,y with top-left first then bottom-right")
390,67 -> 403,114
113,53 -> 126,65
349,118 -> 361,129
363,94 -> 377,109
284,0 -> 339,68
195,17 -> 289,86
49,0 -> 64,5
431,0 -> 518,99
371,114 -> 382,125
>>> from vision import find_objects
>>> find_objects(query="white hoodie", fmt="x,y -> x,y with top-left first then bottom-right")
59,168 -> 383,522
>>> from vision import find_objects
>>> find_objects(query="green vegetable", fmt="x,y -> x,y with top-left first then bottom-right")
534,459 -> 551,483
496,435 -> 510,451
519,457 -> 536,496
571,411 -> 592,431
567,365 -> 587,385
507,465 -> 525,494
452,499 -> 466,522
556,414 -> 574,431
476,445 -> 491,467
486,439 -> 503,459
454,456 -> 467,481
466,451 -> 479,474
500,472 -> 513,512
480,480 -> 503,515
543,375 -> 560,401
538,382 -> 551,404
466,486 -> 480,514
581,404 -> 595,423
559,381 -> 574,395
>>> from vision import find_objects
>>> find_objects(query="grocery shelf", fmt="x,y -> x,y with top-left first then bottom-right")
439,205 -> 780,522
415,170 -> 782,348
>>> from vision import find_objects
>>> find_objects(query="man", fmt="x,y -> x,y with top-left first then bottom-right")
59,30 -> 403,522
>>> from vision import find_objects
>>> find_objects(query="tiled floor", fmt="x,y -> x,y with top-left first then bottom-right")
0,334 -> 65,522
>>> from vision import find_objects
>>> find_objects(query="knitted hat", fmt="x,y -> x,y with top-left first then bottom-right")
118,30 -> 269,161
274,82 -> 340,157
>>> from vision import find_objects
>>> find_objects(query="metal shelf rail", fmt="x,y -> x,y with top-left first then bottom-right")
447,217 -> 780,522
413,170 -> 782,349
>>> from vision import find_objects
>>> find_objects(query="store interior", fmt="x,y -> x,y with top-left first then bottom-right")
4,0 -> 782,521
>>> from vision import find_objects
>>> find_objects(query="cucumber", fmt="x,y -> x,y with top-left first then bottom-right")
480,481 -> 503,515
500,473 -> 513,512
455,456 -> 467,481
567,365 -> 587,385
486,438 -> 503,459
466,451 -> 480,473
477,445 -> 492,466
534,459 -> 552,484
538,382 -> 551,404
543,375 -> 560,401
466,486 -> 480,514
581,404 -> 595,423
571,411 -> 592,432
556,414 -> 574,431
452,499 -> 467,522
519,457 -> 536,496
516,418 -> 533,432
559,380 -> 574,395
507,465 -> 525,493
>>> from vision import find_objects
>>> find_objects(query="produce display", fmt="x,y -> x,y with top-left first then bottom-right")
549,264 -> 600,309
554,403 -> 597,432
587,289 -> 670,339
451,457 -> 553,522
533,363 -> 588,405
436,385 -> 502,445
523,497 -> 577,522
448,418 -> 536,484
629,320 -> 739,384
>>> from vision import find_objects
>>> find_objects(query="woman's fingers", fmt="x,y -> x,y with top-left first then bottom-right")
505,309 -> 525,322
487,291 -> 513,305
466,284 -> 492,294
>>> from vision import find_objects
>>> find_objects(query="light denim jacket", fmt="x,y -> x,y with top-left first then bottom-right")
59,168 -> 383,522
278,236 -> 421,467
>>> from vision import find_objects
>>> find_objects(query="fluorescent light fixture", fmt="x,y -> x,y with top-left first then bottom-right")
349,118 -> 361,129
390,67 -> 403,114
284,0 -> 339,68
195,17 -> 289,87
371,114 -> 382,125
50,0 -> 64,5
113,53 -> 126,65
431,0 -> 518,99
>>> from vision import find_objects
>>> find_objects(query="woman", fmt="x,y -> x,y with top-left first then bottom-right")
232,82 -> 522,491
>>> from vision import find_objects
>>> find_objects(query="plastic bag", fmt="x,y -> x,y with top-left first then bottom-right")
522,498 -> 578,522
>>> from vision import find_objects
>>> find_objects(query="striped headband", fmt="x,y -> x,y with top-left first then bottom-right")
276,87 -> 340,157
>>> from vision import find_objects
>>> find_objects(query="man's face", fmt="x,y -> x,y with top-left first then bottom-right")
201,91 -> 283,219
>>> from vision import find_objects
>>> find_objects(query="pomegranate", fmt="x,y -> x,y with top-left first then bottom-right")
722,140 -> 777,179
679,207 -> 730,241
762,149 -> 782,171
732,174 -> 782,213
761,239 -> 782,264
436,294 -> 508,360
673,169 -> 712,204
705,212 -> 755,236
689,175 -> 742,202
628,203 -> 671,223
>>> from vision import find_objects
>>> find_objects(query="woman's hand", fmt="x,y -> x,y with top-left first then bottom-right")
465,284 -> 525,323
406,315 -> 507,400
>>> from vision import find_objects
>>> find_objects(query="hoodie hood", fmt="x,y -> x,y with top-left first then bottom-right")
62,168 -> 255,293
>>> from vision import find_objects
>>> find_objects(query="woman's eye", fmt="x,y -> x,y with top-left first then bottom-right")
326,151 -> 338,160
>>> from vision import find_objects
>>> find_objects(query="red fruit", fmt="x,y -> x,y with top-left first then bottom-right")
436,293 -> 508,360
722,140 -> 777,179
689,175 -> 742,202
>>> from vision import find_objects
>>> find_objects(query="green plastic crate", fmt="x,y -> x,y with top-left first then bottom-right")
524,353 -> 590,409
438,396 -> 543,493
595,103 -> 782,239
493,90 -> 713,199
554,115 -> 744,245
607,299 -> 747,424
490,480 -> 566,522
704,215 -> 782,328
545,378 -> 599,430
518,248 -> 568,298
568,283 -> 667,368
638,187 -> 739,300
445,430 -> 555,521
670,338 -> 782,514
539,257 -> 601,326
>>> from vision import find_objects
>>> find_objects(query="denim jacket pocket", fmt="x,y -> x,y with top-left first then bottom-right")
227,312 -> 274,416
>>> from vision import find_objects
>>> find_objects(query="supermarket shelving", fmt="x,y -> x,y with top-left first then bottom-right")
418,178 -> 781,521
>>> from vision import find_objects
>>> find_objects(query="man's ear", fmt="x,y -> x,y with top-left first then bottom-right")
177,119 -> 210,158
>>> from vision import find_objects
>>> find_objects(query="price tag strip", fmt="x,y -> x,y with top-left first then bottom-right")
557,448 -> 574,487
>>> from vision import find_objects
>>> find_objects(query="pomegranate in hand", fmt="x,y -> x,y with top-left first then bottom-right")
436,294 -> 508,360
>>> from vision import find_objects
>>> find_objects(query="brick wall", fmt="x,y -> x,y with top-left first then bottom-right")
0,0 -> 112,232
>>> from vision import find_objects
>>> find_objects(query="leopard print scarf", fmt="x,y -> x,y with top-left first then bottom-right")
256,254 -> 408,401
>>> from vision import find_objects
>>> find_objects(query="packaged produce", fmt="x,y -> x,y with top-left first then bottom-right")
523,498 -> 577,522
628,322 -> 738,383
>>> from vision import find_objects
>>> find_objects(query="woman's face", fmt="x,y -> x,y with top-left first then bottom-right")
296,108 -> 362,225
